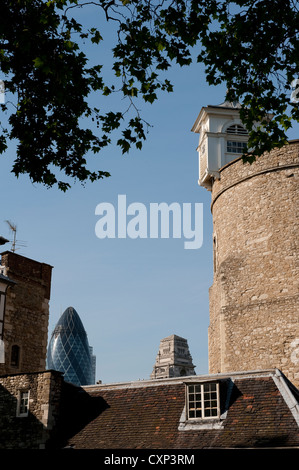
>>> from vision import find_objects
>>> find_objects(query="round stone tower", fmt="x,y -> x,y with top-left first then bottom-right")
192,103 -> 299,388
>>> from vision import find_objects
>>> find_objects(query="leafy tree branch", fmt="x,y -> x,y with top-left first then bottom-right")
0,0 -> 298,190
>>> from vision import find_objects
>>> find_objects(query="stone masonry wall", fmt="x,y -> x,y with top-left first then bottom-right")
0,370 -> 63,449
209,141 -> 299,387
0,252 -> 52,375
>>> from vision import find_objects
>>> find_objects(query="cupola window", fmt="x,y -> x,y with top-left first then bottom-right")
226,124 -> 248,135
227,140 -> 247,153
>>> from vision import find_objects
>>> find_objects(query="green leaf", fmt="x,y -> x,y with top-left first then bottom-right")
91,30 -> 103,44
33,57 -> 44,68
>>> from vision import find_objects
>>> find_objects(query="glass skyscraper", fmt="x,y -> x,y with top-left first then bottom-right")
47,306 -> 96,386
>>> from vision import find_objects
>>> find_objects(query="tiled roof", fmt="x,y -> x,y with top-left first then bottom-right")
57,369 -> 299,449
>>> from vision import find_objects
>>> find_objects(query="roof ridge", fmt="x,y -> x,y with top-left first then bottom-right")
83,368 -> 278,391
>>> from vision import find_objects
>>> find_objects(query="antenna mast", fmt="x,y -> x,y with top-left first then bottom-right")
5,220 -> 17,252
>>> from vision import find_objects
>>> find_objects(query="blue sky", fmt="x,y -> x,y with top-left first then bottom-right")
1,7 -> 298,384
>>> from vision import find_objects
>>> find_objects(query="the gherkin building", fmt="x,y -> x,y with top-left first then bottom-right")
47,306 -> 95,386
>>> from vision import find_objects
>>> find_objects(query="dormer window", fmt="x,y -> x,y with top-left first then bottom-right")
179,379 -> 233,430
187,382 -> 220,420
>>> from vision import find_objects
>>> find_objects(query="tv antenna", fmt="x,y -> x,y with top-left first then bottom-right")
5,220 -> 27,253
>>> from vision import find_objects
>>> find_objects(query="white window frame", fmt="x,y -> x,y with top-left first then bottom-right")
17,390 -> 30,417
226,140 -> 247,154
186,382 -> 220,420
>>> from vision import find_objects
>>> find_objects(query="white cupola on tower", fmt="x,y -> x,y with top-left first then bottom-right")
191,101 -> 249,190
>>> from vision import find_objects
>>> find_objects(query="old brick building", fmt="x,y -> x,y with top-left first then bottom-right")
0,366 -> 298,449
0,251 -> 52,376
0,369 -> 63,448
0,250 -> 56,448
59,368 -> 299,449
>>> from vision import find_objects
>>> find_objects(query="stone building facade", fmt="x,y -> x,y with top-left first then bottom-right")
0,370 -> 63,449
192,103 -> 299,388
150,335 -> 196,379
0,251 -> 52,375
208,141 -> 299,386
